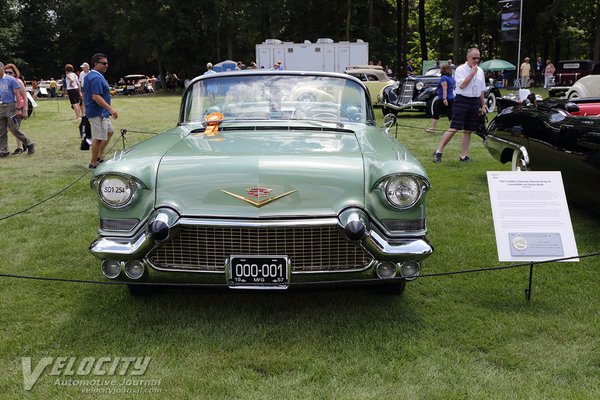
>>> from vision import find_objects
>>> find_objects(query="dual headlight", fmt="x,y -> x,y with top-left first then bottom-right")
92,174 -> 141,208
380,175 -> 429,209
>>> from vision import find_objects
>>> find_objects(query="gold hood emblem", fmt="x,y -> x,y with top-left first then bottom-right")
221,189 -> 297,208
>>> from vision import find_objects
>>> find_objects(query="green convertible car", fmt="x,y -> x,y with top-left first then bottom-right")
89,71 -> 433,295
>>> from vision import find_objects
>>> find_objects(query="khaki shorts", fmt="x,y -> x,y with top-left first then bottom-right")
90,116 -> 114,141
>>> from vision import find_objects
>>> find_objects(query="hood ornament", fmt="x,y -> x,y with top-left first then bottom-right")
246,186 -> 272,198
221,187 -> 296,208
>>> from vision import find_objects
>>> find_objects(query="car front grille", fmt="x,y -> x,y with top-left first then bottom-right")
399,81 -> 415,104
148,224 -> 373,273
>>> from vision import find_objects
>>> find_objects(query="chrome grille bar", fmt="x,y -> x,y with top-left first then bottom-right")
400,81 -> 414,103
148,224 -> 373,273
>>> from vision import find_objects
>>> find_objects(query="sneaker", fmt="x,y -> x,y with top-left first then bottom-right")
13,148 -> 24,155
432,151 -> 442,163
459,156 -> 472,162
97,157 -> 105,164
0,152 -> 9,158
88,163 -> 97,169
26,142 -> 36,155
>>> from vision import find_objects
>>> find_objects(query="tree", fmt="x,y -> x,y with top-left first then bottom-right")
0,1 -> 23,66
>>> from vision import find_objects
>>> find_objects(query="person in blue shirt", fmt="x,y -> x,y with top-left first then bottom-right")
0,61 -> 35,157
425,63 -> 455,133
83,53 -> 118,169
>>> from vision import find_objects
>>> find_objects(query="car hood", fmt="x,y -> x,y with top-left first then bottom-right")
155,128 -> 365,217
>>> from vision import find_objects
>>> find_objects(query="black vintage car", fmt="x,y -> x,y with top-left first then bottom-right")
483,97 -> 600,211
379,67 -> 501,117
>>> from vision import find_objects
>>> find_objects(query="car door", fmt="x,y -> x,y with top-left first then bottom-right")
555,116 -> 600,206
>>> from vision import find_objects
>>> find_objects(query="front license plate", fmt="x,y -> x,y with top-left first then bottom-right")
228,256 -> 289,289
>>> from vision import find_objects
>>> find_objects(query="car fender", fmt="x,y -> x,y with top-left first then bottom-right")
381,82 -> 399,103
415,87 -> 436,102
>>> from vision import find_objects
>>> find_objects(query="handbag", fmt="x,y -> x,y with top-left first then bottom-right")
79,116 -> 92,150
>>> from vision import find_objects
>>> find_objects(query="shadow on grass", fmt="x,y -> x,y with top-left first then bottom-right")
55,282 -> 424,353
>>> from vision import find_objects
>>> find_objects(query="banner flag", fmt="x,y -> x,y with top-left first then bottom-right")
500,0 -> 520,42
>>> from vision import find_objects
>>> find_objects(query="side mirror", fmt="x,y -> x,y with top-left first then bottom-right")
383,113 -> 396,129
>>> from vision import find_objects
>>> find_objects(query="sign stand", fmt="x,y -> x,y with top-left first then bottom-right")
525,262 -> 534,301
487,171 -> 579,301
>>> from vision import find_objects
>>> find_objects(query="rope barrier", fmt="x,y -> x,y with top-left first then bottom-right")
1,122 -> 597,292
0,252 -> 597,288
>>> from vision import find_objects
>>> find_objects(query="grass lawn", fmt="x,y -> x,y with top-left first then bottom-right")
0,94 -> 598,399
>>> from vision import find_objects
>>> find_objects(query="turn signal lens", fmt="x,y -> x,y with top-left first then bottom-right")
376,262 -> 397,279
102,260 -> 122,279
124,260 -> 145,280
400,262 -> 420,280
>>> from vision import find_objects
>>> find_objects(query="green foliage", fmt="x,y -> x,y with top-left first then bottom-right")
0,0 -> 23,65
4,1 -> 600,85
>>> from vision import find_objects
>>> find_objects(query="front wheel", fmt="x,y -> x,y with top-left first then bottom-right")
382,106 -> 398,117
426,97 -> 437,117
127,283 -> 159,296
486,92 -> 497,113
374,279 -> 406,295
511,148 -> 530,171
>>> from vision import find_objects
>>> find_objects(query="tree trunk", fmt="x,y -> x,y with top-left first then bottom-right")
397,0 -> 402,78
452,0 -> 463,61
418,0 -> 427,61
346,0 -> 352,41
594,3 -> 600,61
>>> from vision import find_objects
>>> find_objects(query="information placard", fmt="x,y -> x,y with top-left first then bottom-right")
487,171 -> 579,262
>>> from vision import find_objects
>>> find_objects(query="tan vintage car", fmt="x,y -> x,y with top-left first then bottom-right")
344,66 -> 394,105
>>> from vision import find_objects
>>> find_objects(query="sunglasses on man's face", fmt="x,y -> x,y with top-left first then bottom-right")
97,61 -> 109,66
471,57 -> 480,60
5,70 -> 14,75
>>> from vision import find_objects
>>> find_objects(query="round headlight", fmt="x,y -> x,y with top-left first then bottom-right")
385,176 -> 421,209
98,175 -> 135,208
415,82 -> 424,91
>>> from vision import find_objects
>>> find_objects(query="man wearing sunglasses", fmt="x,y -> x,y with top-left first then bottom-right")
83,53 -> 118,169
0,61 -> 35,157
433,47 -> 486,163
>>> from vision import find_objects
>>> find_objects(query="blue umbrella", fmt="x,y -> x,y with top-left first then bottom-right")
480,59 -> 516,72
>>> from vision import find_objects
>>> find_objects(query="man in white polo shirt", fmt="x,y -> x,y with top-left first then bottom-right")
432,47 -> 486,163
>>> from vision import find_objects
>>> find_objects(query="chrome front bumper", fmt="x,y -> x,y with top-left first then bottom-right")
90,218 -> 433,265
381,100 -> 426,111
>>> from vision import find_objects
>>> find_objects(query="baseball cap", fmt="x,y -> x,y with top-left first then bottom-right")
0,62 -> 4,68
80,62 -> 90,68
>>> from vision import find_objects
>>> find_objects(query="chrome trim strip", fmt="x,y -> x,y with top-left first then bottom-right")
178,217 -> 339,228
145,259 -> 376,275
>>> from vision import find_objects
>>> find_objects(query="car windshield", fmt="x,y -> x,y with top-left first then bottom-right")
181,73 -> 371,125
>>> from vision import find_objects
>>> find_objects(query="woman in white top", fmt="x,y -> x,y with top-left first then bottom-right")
65,63 -> 82,119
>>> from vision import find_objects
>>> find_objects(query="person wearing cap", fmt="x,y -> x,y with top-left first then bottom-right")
520,57 -> 531,88
79,62 -> 90,88
0,61 -> 35,157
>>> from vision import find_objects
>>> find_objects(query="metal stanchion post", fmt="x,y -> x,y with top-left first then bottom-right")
525,262 -> 534,301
